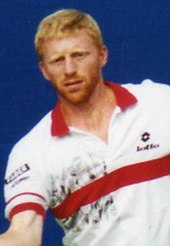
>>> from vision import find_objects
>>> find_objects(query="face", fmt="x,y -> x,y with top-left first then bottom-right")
39,31 -> 108,105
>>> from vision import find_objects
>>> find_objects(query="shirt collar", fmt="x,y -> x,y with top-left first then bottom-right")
51,81 -> 137,137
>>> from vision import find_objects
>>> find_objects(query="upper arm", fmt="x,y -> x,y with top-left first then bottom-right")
0,210 -> 44,246
4,137 -> 50,223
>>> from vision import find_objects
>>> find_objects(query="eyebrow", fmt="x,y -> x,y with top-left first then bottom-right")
47,49 -> 91,63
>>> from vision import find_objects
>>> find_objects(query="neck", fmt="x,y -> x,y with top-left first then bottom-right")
60,82 -> 116,142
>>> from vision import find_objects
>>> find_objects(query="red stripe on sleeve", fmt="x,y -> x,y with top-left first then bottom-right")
6,192 -> 46,205
51,155 -> 170,219
9,202 -> 46,220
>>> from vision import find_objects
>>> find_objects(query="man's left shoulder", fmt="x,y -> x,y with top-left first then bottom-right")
123,79 -> 170,98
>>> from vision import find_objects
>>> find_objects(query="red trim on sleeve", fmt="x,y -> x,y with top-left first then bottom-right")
51,155 -> 170,219
6,192 -> 46,205
9,202 -> 46,221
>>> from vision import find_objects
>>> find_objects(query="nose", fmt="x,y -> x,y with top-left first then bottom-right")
64,56 -> 76,76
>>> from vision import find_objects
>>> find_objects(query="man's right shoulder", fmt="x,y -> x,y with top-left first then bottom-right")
10,111 -> 53,155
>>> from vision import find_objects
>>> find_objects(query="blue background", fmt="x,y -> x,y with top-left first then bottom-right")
0,1 -> 170,245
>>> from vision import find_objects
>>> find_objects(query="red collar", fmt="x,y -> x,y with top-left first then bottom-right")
51,82 -> 137,137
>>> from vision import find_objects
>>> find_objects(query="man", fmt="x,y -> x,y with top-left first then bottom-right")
0,9 -> 170,246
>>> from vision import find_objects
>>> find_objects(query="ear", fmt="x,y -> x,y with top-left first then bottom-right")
99,45 -> 108,68
39,61 -> 50,81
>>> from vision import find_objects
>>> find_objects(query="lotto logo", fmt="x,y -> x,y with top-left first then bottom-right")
137,132 -> 160,152
141,132 -> 150,142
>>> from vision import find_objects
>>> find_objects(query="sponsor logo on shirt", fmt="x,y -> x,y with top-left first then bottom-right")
137,132 -> 160,152
5,163 -> 30,185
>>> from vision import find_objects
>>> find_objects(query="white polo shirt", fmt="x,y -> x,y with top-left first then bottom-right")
4,79 -> 170,246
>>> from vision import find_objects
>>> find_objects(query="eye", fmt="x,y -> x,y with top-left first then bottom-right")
49,56 -> 64,64
54,57 -> 64,63
72,52 -> 89,59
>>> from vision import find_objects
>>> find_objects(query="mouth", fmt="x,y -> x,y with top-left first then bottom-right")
64,80 -> 83,89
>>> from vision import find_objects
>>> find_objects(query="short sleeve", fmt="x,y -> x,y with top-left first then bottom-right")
4,135 -> 51,220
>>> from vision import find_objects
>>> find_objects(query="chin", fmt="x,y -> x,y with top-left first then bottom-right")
62,92 -> 91,105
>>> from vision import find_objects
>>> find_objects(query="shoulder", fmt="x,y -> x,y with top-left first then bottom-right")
120,79 -> 170,121
123,79 -> 170,102
9,111 -> 52,159
123,78 -> 170,93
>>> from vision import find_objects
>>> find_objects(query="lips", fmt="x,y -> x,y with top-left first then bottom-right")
64,80 -> 83,88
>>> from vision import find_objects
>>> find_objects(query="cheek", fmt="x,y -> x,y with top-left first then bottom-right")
47,67 -> 63,82
82,57 -> 101,74
86,59 -> 102,77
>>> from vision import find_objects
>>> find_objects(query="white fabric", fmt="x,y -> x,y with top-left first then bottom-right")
4,79 -> 170,246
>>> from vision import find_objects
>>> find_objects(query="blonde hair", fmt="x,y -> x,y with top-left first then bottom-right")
34,9 -> 104,59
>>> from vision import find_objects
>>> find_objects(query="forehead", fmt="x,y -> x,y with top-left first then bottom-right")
42,31 -> 98,57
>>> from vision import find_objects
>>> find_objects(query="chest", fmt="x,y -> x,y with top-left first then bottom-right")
46,107 -> 170,208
